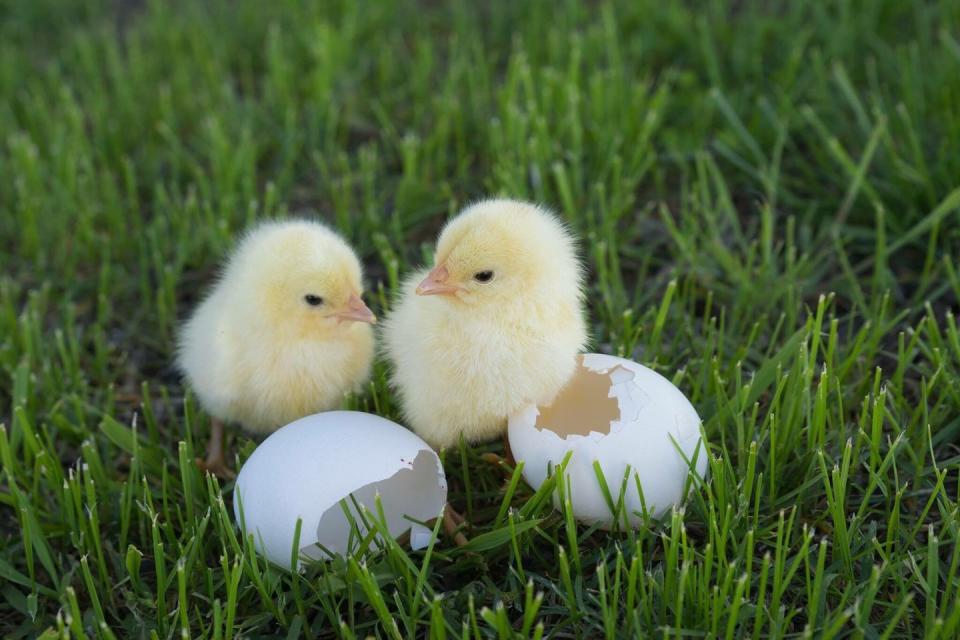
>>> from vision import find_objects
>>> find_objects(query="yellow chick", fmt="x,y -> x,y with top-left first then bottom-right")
384,198 -> 588,452
178,220 -> 376,477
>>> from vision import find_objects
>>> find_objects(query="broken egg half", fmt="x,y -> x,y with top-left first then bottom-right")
508,353 -> 708,528
233,411 -> 447,567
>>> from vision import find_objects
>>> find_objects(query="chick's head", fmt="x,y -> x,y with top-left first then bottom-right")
416,199 -> 583,310
225,220 -> 375,338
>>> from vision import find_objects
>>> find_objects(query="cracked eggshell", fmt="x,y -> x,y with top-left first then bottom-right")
508,354 -> 707,528
233,411 -> 447,567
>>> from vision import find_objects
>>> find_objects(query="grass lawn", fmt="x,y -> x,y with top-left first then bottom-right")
3,0 -> 960,637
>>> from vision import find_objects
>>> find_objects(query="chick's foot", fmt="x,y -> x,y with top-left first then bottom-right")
195,455 -> 236,480
480,434 -> 515,473
442,504 -> 469,547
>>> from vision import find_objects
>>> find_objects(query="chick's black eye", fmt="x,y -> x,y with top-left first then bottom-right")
304,294 -> 324,307
473,270 -> 494,283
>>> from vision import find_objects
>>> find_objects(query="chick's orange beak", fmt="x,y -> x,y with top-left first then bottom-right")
334,293 -> 376,324
416,265 -> 461,296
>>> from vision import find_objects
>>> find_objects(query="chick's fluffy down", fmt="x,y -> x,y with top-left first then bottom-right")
177,220 -> 374,434
384,199 -> 587,449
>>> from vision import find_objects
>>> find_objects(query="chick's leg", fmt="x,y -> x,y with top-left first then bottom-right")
195,418 -> 236,479
442,503 -> 468,547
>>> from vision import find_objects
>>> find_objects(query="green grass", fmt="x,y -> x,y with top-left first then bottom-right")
2,0 -> 960,637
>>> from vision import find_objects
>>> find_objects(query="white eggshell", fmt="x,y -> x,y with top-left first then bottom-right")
508,354 -> 708,528
233,411 -> 447,566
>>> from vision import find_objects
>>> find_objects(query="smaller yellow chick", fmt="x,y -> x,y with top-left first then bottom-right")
384,198 -> 588,452
178,220 -> 376,477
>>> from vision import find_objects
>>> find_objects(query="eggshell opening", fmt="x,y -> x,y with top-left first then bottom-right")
509,354 -> 707,528
233,411 -> 447,567
303,449 -> 446,559
534,363 -> 622,437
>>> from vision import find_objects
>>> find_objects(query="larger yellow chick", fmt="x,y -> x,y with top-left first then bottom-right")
384,199 -> 588,452
178,220 -> 376,477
